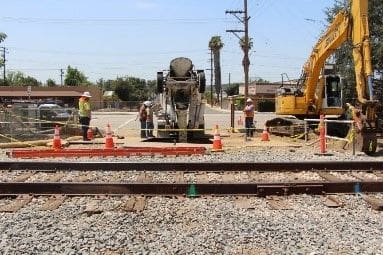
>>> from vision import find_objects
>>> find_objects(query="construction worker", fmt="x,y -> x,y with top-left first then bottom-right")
346,103 -> 363,131
137,101 -> 148,138
78,91 -> 92,141
243,98 -> 255,137
145,101 -> 155,138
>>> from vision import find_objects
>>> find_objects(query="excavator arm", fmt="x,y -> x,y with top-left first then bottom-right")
303,9 -> 349,106
350,0 -> 377,123
303,0 -> 375,114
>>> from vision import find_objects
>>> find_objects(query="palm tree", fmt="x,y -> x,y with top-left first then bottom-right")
209,36 -> 224,104
0,32 -> 6,44
0,33 -> 7,85
239,36 -> 253,71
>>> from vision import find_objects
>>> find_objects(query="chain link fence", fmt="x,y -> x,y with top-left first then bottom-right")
0,104 -> 78,142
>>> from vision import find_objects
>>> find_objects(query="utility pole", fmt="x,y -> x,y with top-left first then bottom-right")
226,0 -> 250,99
60,69 -> 64,86
1,47 -> 7,85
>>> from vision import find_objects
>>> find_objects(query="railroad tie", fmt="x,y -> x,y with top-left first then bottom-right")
0,195 -> 33,212
350,172 -> 377,182
323,195 -> 343,208
174,171 -> 184,183
12,172 -> 35,182
266,196 -> 292,210
84,196 -> 107,216
235,197 -> 254,209
362,195 -> 383,211
118,196 -> 147,212
195,172 -> 209,183
137,172 -> 153,183
40,195 -> 66,211
318,172 -> 342,182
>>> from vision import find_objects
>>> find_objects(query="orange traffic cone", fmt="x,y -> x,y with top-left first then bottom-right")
104,124 -> 114,149
87,128 -> 94,141
237,116 -> 243,126
212,125 -> 223,152
261,126 -> 270,141
52,125 -> 62,150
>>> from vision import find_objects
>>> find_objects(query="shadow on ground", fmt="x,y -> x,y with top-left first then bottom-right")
142,136 -> 213,144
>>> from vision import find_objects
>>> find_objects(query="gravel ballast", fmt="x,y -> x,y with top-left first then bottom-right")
0,195 -> 382,254
0,144 -> 382,254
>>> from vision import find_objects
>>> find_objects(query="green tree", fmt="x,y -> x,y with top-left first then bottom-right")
254,78 -> 270,83
64,65 -> 89,86
0,32 -> 7,85
114,78 -> 130,101
6,71 -> 41,86
0,32 -> 6,44
146,80 -> 157,99
239,36 -> 253,68
224,83 -> 240,96
209,36 -> 224,103
23,76 -> 41,87
7,71 -> 25,86
113,76 -> 149,101
324,0 -> 383,104
46,78 -> 56,87
239,36 -> 253,52
96,78 -> 115,92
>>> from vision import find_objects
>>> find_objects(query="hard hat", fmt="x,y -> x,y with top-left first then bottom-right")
81,91 -> 92,98
246,98 -> 253,103
144,101 -> 152,107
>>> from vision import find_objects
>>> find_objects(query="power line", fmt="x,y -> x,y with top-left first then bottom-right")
8,47 -> 208,57
1,16 -> 229,25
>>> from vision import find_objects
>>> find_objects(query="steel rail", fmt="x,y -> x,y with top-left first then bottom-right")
0,161 -> 382,171
0,181 -> 382,196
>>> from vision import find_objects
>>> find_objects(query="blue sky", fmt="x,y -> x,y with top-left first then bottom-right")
1,0 -> 334,84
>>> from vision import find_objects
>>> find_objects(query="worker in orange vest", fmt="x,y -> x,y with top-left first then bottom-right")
243,98 -> 255,137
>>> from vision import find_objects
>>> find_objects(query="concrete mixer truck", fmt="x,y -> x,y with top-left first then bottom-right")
156,57 -> 206,142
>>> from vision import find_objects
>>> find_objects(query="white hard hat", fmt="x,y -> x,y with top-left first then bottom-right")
246,98 -> 253,103
81,91 -> 92,98
144,101 -> 152,106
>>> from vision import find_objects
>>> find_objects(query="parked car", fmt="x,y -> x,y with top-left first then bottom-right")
38,104 -> 72,128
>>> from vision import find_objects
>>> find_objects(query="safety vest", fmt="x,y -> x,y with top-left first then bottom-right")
244,104 -> 254,118
146,107 -> 153,122
138,105 -> 147,121
79,97 -> 91,117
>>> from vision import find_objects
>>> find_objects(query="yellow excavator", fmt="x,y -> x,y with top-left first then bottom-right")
268,0 -> 380,155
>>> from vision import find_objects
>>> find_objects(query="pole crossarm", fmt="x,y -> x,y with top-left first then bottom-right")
225,0 -> 250,98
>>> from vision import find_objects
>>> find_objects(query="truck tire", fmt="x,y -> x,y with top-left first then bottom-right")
157,72 -> 164,94
198,72 -> 206,93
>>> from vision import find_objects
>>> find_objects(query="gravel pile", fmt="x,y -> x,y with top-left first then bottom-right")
0,195 -> 382,254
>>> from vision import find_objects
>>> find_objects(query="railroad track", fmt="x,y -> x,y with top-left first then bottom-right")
1,162 -> 383,212
0,161 -> 382,171
0,161 -> 382,196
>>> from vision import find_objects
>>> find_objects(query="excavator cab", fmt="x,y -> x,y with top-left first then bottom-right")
323,75 -> 342,108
